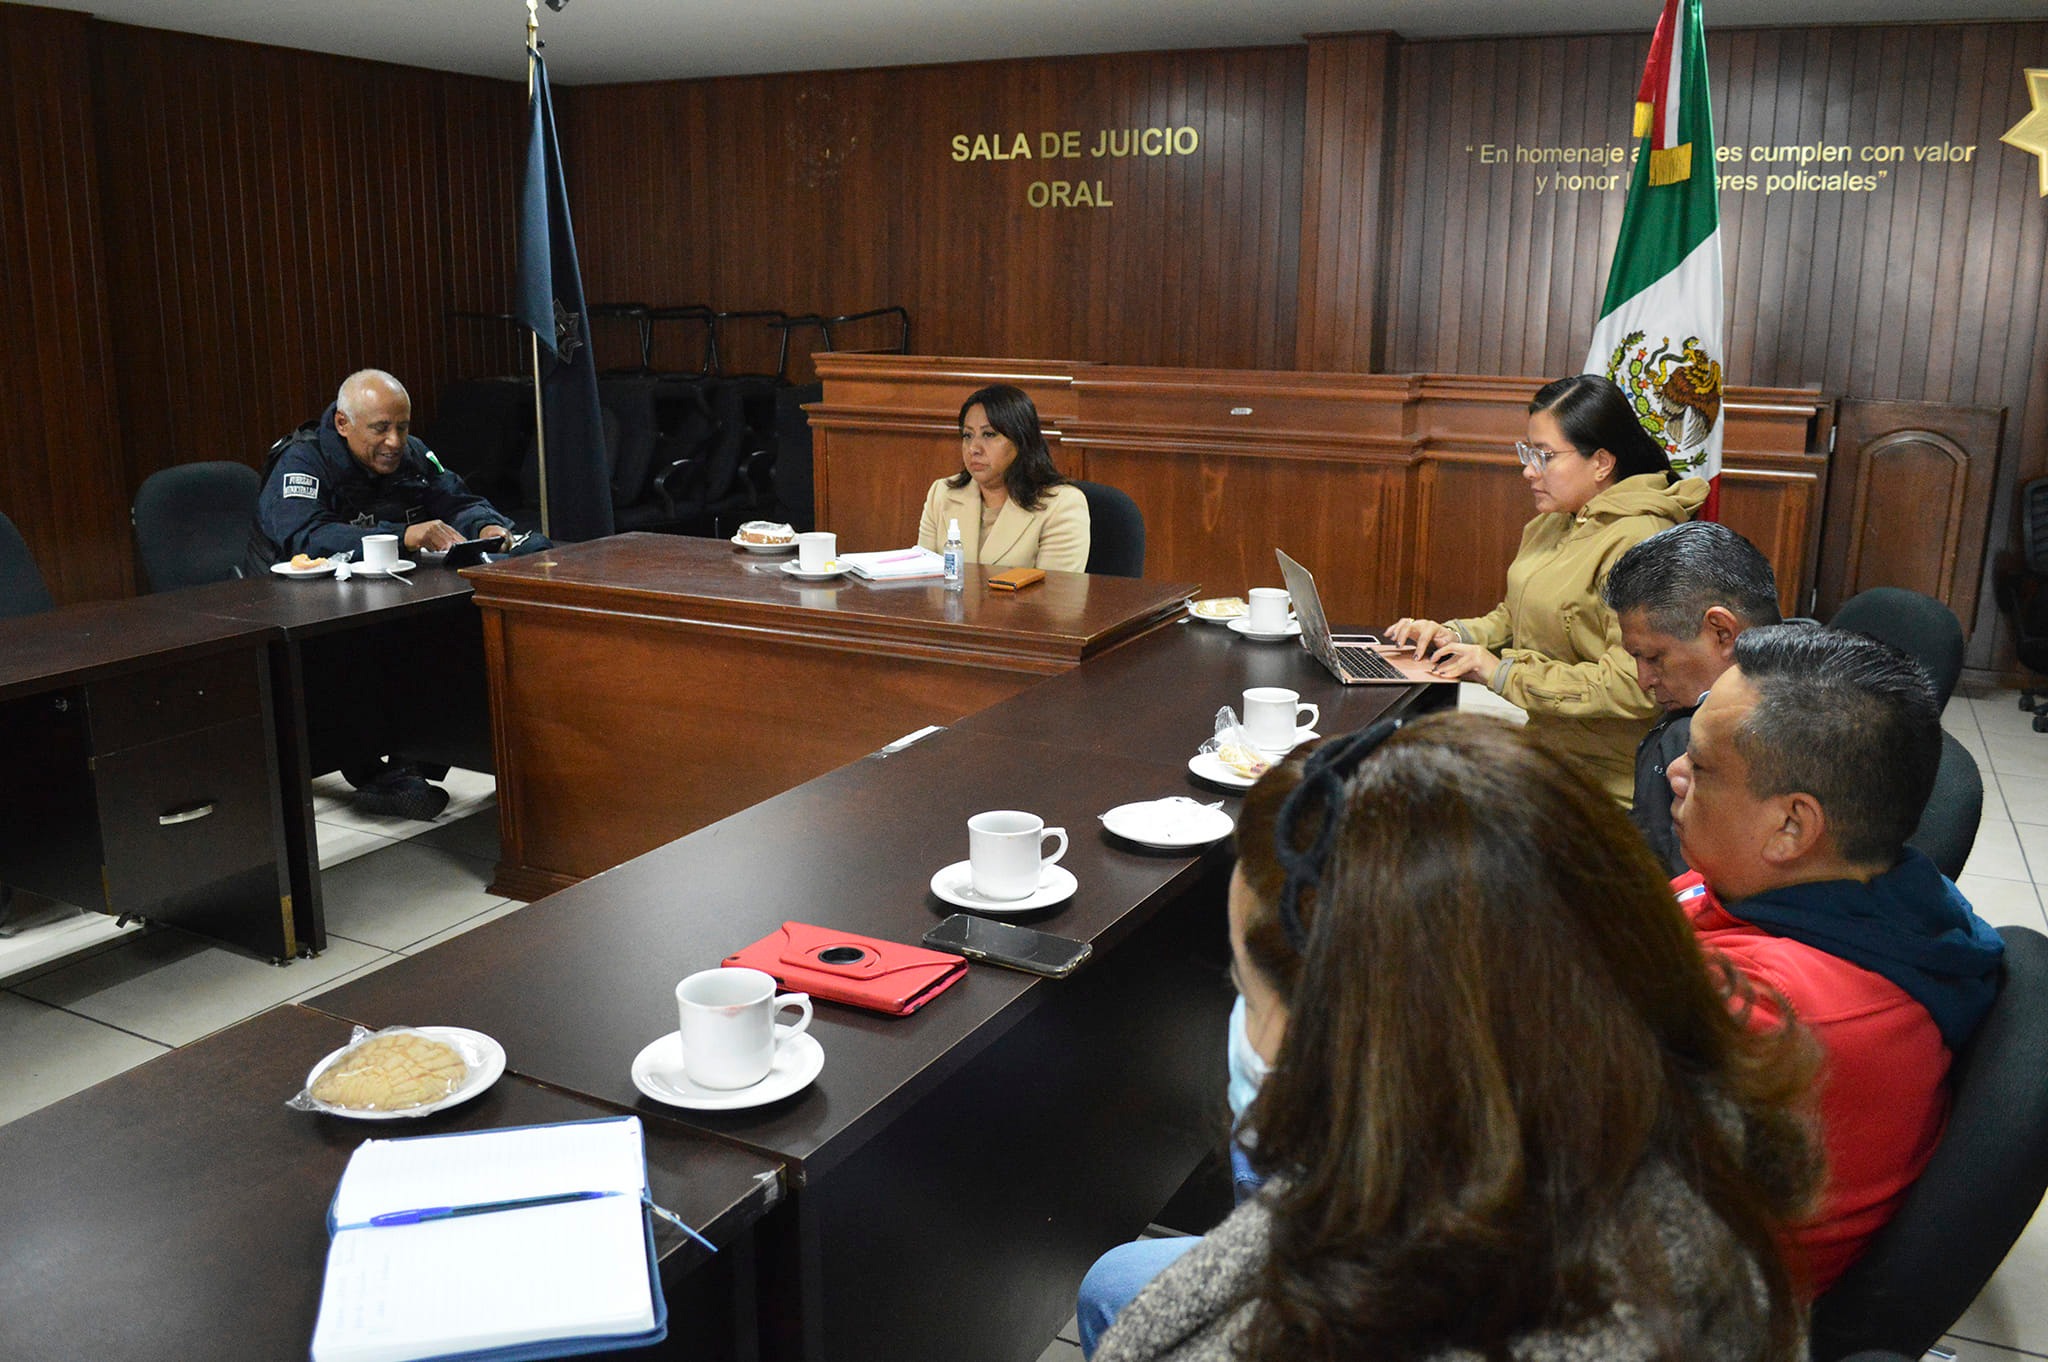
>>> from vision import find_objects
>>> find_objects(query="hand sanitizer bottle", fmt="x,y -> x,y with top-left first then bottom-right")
943,518 -> 964,592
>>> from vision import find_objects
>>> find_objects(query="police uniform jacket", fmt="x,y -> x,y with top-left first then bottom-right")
252,403 -> 513,565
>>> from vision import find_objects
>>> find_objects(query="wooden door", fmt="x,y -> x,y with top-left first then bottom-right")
1817,399 -> 2006,630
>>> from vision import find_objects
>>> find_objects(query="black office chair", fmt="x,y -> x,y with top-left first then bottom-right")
1071,479 -> 1145,578
1906,731 -> 1984,881
1995,476 -> 2048,729
1807,925 -> 2048,1361
132,462 -> 262,592
1830,587 -> 1964,708
0,510 -> 55,618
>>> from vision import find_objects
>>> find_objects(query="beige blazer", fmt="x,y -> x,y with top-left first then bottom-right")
916,478 -> 1091,573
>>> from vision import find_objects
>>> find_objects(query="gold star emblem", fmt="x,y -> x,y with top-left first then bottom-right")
2004,68 -> 2048,197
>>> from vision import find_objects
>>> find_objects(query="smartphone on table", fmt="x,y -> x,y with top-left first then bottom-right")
921,914 -> 1092,979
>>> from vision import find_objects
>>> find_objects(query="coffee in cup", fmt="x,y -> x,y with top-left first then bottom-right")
675,966 -> 812,1089
1242,686 -> 1320,750
967,810 -> 1068,901
1247,587 -> 1291,633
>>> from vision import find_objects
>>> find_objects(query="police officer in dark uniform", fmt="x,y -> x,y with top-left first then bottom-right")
252,369 -> 519,564
251,370 -> 534,820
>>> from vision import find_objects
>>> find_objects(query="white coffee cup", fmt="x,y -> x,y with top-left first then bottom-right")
1247,587 -> 1291,633
796,532 -> 837,573
967,809 -> 1068,901
1243,686 -> 1320,750
360,534 -> 400,571
675,966 -> 812,1090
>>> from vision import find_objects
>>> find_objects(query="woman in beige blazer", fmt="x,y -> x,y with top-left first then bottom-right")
917,384 -> 1091,573
1388,375 -> 1707,806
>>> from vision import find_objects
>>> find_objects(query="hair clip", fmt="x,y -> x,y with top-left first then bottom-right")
1270,718 -> 1404,950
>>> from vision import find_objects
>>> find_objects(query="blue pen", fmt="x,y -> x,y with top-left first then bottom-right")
368,1189 -> 616,1227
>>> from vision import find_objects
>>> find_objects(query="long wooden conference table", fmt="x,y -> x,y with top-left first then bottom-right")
6,539 -> 1448,1361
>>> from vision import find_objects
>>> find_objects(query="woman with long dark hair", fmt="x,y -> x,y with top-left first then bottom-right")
1090,713 -> 1821,1362
916,383 -> 1090,572
1390,374 -> 1705,805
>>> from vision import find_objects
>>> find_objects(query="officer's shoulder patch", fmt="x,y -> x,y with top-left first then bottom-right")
281,472 -> 319,500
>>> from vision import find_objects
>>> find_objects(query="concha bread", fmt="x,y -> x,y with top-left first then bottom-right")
738,520 -> 796,544
310,1031 -> 468,1111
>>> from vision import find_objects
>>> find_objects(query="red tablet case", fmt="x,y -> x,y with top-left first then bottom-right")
723,922 -> 967,1017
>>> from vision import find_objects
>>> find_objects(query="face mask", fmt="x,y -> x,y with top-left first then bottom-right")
1226,994 -> 1269,1121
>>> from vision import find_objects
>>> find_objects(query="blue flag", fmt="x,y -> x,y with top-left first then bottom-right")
517,47 -> 614,542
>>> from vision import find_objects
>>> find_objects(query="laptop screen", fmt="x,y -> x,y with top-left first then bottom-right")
1276,550 -> 1341,668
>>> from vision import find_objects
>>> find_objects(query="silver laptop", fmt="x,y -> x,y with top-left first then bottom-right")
1276,550 -> 1447,687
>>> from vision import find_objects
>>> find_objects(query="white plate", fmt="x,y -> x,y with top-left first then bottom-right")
631,1030 -> 824,1111
1227,616 -> 1301,642
299,1026 -> 506,1120
730,533 -> 797,554
780,560 -> 850,580
270,560 -> 338,578
1186,597 -> 1247,625
1187,750 -> 1262,790
1099,798 -> 1235,849
929,860 -> 1079,914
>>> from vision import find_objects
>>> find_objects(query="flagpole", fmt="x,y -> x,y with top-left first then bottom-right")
526,0 -> 552,540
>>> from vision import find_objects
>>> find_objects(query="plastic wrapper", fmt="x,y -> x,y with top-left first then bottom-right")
288,1024 -> 484,1117
1199,706 -> 1272,781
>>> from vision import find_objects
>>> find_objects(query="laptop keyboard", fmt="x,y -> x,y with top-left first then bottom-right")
1332,644 -> 1405,680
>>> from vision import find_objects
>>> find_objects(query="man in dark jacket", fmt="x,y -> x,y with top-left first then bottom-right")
252,368 -> 517,565
1602,521 -> 1785,874
251,370 -> 526,819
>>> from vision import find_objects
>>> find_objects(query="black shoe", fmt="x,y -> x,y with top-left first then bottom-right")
351,773 -> 450,822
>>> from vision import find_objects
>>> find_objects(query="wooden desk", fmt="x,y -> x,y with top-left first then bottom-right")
0,596 -> 294,959
0,1004 -> 783,1362
461,533 -> 1196,899
174,568 -> 490,951
317,622 -> 1446,1360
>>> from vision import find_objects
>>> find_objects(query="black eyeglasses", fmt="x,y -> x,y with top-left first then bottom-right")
1271,718 -> 1404,951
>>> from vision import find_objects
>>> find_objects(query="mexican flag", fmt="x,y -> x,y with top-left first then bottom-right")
1585,0 -> 1726,521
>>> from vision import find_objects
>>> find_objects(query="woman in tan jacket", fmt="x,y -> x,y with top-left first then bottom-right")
916,384 -> 1091,572
1390,375 -> 1707,805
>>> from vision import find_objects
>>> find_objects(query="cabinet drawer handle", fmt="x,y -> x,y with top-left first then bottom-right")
158,802 -> 217,827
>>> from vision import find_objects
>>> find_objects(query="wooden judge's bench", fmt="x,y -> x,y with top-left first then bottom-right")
807,354 -> 1833,628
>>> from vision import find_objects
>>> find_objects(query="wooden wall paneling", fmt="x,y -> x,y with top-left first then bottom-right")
1819,398 -> 2006,629
0,4 -> 130,603
1295,33 -> 1394,372
1076,436 -> 1416,625
565,48 -> 1307,376
92,23 -> 522,502
1409,455 -> 1532,623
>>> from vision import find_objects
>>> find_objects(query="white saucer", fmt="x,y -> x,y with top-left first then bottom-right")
1187,750 -> 1261,790
780,560 -> 849,580
363,560 -> 418,576
270,560 -> 337,578
300,1026 -> 506,1120
730,534 -> 796,554
1228,616 -> 1301,642
631,1030 -> 824,1111
1252,727 -> 1320,757
1099,798 -> 1235,849
929,860 -> 1078,914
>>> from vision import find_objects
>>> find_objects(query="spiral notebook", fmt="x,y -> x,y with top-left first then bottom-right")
309,1116 -> 667,1362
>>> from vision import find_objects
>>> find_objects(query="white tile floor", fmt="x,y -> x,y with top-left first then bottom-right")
2,715 -> 2044,1358
0,767 -> 520,1126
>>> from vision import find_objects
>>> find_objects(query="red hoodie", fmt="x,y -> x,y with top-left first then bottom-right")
1673,871 -> 1951,1294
